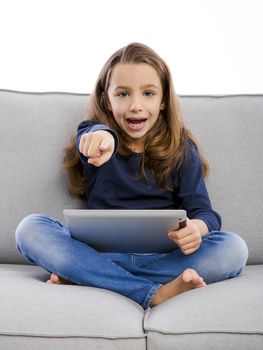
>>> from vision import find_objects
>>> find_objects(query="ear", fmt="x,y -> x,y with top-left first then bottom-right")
160,102 -> 165,110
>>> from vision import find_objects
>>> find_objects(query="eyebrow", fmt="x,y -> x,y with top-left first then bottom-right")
113,83 -> 159,90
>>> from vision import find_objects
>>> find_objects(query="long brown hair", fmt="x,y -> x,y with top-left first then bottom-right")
63,43 -> 209,199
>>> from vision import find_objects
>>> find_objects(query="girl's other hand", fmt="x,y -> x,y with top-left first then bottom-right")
168,219 -> 202,255
79,130 -> 115,167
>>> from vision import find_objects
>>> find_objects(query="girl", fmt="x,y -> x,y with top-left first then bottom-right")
15,43 -> 248,309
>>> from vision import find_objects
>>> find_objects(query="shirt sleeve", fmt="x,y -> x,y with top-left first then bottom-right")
76,120 -> 119,164
176,143 -> 221,232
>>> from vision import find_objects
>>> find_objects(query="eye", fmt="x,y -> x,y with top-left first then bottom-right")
118,91 -> 129,97
144,91 -> 154,97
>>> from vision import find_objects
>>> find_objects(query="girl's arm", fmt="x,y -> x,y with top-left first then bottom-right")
168,142 -> 221,254
176,142 -> 221,233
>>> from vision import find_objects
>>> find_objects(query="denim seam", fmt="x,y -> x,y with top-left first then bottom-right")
142,283 -> 162,309
131,254 -> 136,268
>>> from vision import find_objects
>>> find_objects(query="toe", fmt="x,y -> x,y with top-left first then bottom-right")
182,268 -> 197,283
50,273 -> 59,283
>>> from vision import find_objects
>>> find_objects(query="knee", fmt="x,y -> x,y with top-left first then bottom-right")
16,214 -> 39,246
199,231 -> 248,283
211,231 -> 248,276
15,214 -> 51,250
223,231 -> 248,269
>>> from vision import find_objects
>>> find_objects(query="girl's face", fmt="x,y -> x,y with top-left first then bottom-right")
107,63 -> 164,152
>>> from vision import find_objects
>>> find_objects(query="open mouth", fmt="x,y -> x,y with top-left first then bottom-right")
126,118 -> 147,131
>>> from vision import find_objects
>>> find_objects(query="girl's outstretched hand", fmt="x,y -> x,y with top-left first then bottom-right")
168,219 -> 202,255
79,130 -> 115,167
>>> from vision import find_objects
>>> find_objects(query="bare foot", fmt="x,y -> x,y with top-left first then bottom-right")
150,268 -> 206,307
47,273 -> 73,285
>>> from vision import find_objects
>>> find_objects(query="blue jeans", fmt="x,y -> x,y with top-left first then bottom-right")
15,214 -> 248,309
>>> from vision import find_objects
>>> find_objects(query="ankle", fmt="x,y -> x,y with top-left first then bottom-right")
150,287 -> 164,307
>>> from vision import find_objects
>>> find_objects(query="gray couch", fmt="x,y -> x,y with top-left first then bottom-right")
0,89 -> 262,349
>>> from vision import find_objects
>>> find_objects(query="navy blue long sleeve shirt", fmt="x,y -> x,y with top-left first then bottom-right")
77,121 -> 221,232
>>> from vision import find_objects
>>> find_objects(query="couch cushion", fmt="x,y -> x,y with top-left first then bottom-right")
144,265 -> 263,349
0,264 -> 146,350
0,90 -> 86,264
180,95 -> 263,264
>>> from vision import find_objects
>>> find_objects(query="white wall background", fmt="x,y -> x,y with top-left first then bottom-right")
0,0 -> 262,94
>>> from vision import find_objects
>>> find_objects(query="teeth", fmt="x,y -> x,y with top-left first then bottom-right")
127,119 -> 146,125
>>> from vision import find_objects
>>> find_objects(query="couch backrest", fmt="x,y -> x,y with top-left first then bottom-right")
0,90 -> 262,264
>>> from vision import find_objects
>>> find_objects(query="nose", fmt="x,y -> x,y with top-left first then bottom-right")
129,95 -> 143,112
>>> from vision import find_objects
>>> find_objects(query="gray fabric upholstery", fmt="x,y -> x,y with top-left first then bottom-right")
0,264 -> 146,349
0,90 -> 262,349
180,95 -> 263,265
144,265 -> 263,349
0,91 -> 85,264
146,333 -> 263,350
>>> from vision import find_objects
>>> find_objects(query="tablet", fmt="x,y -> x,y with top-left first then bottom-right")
63,209 -> 187,253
